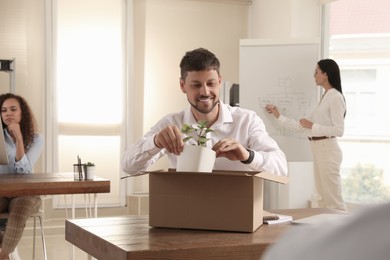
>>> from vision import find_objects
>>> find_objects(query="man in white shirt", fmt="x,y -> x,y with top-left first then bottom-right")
121,48 -> 287,176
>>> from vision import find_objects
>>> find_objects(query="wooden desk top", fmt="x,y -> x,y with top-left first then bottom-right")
66,208 -> 342,260
0,173 -> 110,196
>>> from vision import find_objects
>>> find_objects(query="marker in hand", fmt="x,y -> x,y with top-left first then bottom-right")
265,104 -> 280,118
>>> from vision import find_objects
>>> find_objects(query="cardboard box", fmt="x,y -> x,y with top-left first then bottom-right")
149,169 -> 288,232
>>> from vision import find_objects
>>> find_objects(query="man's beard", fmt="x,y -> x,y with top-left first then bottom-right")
188,96 -> 220,115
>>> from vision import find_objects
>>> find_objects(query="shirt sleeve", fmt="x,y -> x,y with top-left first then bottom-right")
278,115 -> 304,131
247,113 -> 288,176
121,116 -> 174,174
15,134 -> 44,174
121,132 -> 167,174
277,115 -> 312,136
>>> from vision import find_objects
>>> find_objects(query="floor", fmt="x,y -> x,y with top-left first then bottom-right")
19,235 -> 88,260
18,219 -> 88,260
14,195 -> 132,260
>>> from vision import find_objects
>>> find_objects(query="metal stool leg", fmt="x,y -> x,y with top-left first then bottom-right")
33,216 -> 36,259
33,214 -> 48,260
38,215 -> 48,260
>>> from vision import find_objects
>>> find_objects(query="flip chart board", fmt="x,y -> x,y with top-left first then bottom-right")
239,39 -> 320,161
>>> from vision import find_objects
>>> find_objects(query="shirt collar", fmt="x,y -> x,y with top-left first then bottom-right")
183,100 -> 233,127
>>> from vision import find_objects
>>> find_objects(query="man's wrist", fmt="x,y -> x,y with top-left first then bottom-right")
153,134 -> 162,149
241,149 -> 254,164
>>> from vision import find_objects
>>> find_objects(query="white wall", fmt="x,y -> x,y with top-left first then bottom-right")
249,0 -> 321,39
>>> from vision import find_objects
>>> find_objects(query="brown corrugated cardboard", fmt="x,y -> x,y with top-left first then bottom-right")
148,169 -> 288,232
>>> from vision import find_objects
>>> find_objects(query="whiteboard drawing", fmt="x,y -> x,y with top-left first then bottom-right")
240,39 -> 319,161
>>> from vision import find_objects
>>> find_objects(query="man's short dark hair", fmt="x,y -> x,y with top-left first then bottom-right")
179,48 -> 220,80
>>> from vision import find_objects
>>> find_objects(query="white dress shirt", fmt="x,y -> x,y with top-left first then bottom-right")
278,88 -> 346,137
121,102 -> 287,176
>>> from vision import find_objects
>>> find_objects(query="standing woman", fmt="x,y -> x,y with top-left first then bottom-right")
0,93 -> 44,260
266,59 -> 347,211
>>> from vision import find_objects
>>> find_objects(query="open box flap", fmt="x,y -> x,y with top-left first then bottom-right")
146,168 -> 288,184
252,171 -> 289,184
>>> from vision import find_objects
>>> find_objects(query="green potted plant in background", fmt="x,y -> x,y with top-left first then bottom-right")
83,162 -> 95,180
176,120 -> 217,173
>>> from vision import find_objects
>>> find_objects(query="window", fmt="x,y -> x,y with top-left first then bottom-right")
50,0 -> 126,207
326,0 -> 390,204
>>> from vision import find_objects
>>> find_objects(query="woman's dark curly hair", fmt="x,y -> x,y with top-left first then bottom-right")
0,93 -> 38,152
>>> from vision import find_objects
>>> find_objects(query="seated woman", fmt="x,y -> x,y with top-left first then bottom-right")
0,93 -> 43,260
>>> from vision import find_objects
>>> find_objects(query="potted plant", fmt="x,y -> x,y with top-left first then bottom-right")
176,120 -> 217,173
83,162 -> 95,180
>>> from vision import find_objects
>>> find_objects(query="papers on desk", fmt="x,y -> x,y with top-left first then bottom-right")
291,213 -> 349,225
263,211 -> 293,225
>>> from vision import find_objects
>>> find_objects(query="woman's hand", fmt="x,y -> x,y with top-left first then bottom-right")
265,104 -> 281,118
7,122 -> 23,143
7,122 -> 25,161
299,119 -> 313,129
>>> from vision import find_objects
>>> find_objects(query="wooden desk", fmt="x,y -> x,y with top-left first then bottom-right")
0,173 -> 110,196
65,208 -> 341,260
0,172 -> 110,218
1,172 -> 111,260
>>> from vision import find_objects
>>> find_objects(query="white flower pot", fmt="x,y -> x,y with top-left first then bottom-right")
176,145 -> 216,173
83,165 -> 95,180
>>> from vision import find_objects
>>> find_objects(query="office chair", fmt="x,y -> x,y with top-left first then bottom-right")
0,209 -> 48,260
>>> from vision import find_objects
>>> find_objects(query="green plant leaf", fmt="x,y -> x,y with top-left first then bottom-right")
205,128 -> 216,134
183,136 -> 193,142
198,136 -> 208,145
181,121 -> 216,147
181,124 -> 195,134
197,120 -> 208,128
